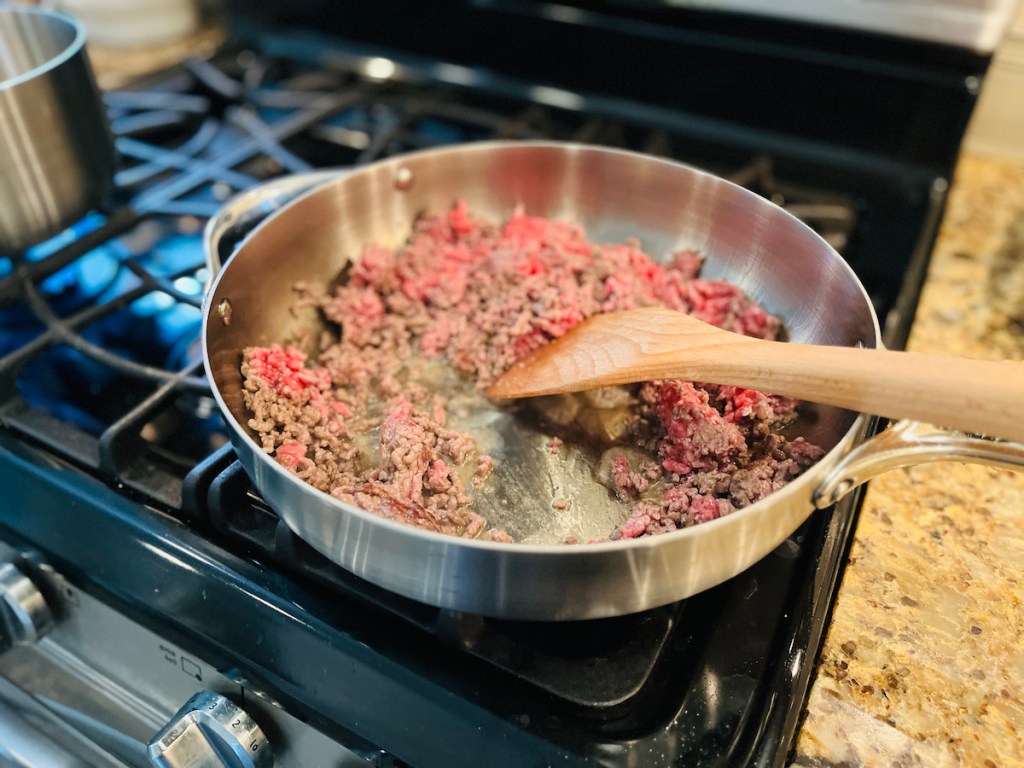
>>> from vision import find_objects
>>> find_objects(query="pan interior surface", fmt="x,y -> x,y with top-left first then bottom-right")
204,142 -> 879,616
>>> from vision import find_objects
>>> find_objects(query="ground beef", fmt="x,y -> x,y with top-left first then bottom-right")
241,201 -> 824,543
609,454 -> 660,498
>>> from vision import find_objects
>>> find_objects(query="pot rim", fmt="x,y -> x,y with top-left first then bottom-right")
0,7 -> 87,92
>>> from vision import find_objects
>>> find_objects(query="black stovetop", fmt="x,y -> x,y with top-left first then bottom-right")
0,12 -> 970,765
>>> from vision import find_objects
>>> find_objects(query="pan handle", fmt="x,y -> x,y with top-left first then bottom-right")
812,419 -> 1024,509
203,170 -> 347,279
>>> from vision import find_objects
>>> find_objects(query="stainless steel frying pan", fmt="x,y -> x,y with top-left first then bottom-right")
202,142 -> 1024,620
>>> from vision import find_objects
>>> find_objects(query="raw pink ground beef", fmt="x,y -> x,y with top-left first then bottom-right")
241,201 -> 824,542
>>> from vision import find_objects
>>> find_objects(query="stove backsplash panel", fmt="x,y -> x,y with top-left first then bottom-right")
229,0 -> 990,173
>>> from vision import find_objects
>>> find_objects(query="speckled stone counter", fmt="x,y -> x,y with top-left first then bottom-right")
793,152 -> 1024,767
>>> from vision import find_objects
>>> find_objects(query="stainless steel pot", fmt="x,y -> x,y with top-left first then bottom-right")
0,7 -> 115,254
202,142 -> 1024,620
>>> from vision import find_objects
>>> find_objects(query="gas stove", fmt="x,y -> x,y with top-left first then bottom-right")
0,3 -> 996,766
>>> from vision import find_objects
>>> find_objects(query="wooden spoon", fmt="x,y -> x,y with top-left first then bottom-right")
486,306 -> 1024,443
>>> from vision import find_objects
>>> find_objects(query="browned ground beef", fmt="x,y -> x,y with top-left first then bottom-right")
242,202 -> 824,542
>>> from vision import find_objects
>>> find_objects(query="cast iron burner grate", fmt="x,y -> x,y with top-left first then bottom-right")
0,38 -> 908,765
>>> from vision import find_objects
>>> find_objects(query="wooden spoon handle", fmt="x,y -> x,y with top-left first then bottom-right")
607,310 -> 1024,442
688,340 -> 1024,443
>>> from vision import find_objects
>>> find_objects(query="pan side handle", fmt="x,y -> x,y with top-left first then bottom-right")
202,170 -> 347,279
813,420 -> 1024,509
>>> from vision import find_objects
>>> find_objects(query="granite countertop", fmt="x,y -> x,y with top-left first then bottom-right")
794,151 -> 1024,767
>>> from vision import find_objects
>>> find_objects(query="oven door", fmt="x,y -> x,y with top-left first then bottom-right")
0,675 -> 138,767
0,542 -> 367,768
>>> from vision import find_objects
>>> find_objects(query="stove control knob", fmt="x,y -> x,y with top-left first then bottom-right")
148,691 -> 273,768
0,561 -> 54,653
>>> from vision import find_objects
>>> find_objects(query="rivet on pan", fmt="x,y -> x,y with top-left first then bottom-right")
394,167 -> 414,191
217,298 -> 233,326
831,478 -> 854,504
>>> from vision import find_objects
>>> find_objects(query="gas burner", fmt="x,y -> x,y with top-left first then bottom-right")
0,214 -> 118,339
